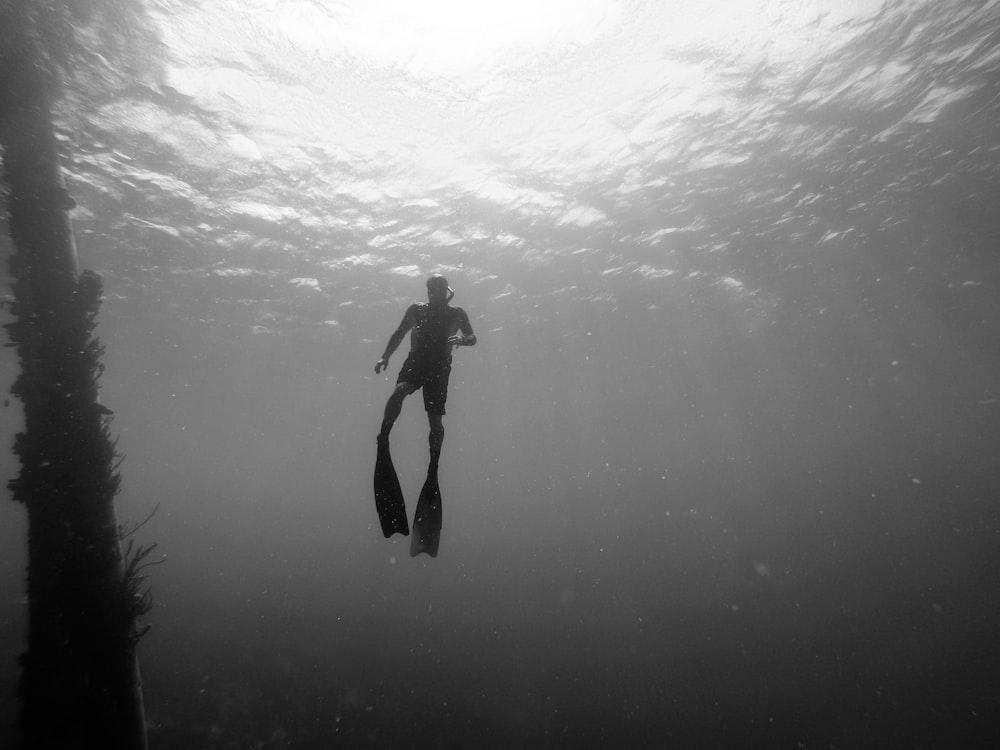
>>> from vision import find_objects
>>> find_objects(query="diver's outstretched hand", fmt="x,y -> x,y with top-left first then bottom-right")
374,357 -> 388,374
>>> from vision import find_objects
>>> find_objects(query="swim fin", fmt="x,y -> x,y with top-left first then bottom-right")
410,465 -> 442,558
374,437 -> 409,538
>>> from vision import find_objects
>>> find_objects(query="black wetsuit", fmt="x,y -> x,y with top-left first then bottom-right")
394,303 -> 475,415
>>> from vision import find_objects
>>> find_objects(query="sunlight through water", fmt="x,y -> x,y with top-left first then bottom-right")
56,0 -> 1000,332
270,0 -> 621,84
153,0 -> 887,197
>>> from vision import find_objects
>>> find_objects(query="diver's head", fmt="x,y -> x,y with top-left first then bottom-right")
426,274 -> 454,305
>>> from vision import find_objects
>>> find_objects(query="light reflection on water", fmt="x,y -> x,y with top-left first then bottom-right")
54,0 -> 997,338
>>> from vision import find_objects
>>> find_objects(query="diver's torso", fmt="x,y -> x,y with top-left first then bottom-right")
409,303 -> 462,359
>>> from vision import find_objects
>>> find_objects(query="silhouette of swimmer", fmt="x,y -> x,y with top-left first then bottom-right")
372,274 -> 476,555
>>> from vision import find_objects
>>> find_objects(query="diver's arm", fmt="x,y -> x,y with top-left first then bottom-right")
449,309 -> 477,348
375,306 -> 415,373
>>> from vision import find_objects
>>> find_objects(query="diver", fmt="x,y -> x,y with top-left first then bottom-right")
374,273 -> 476,460
372,273 -> 476,554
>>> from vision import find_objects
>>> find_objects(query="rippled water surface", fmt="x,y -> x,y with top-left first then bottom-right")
2,1 -> 1000,747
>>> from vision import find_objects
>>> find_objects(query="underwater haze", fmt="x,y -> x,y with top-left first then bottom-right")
2,0 -> 1000,747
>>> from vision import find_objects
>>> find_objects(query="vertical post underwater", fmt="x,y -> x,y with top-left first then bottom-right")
1,72 -> 149,749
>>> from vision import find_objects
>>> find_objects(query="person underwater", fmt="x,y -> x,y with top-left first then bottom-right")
372,274 -> 476,556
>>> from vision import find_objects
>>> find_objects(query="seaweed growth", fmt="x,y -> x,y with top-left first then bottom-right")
120,505 -> 165,642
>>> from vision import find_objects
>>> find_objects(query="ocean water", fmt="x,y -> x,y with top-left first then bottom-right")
2,0 -> 1000,747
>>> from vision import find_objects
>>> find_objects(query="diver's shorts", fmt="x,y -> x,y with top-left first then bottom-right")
397,355 -> 452,415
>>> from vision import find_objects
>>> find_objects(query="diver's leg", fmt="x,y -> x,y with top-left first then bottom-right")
380,383 -> 415,441
427,412 -> 444,471
423,362 -> 449,469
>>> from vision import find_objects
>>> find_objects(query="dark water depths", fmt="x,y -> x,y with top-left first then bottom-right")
2,0 -> 1000,747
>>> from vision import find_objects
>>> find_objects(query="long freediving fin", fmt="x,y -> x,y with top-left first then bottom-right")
374,437 -> 409,538
410,465 -> 442,557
